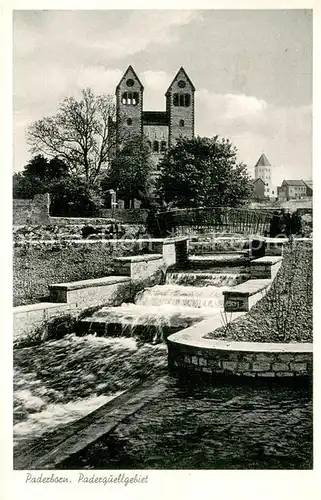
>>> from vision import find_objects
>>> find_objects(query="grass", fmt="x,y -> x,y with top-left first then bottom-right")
13,240 -> 145,306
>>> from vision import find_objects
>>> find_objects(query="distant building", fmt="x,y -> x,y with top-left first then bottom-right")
278,179 -> 310,200
254,153 -> 276,198
251,178 -> 265,199
303,179 -> 313,197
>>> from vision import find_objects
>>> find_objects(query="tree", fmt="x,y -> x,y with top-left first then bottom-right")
12,154 -> 103,216
12,155 -> 70,199
27,88 -> 117,188
106,134 -> 154,208
49,177 -> 104,217
156,136 -> 252,208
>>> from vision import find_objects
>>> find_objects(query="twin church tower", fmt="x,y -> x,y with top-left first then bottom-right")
113,65 -> 195,166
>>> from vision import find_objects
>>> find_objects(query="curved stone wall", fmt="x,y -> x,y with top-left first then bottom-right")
167,316 -> 313,379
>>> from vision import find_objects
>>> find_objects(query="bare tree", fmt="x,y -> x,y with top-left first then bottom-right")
27,88 -> 117,188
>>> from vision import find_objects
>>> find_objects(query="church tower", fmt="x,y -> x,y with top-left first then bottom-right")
115,65 -> 144,144
254,153 -> 276,197
165,67 -> 195,146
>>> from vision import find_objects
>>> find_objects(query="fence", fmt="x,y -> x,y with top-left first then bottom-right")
155,207 -> 275,236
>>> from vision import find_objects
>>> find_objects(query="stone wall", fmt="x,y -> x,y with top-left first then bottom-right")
13,302 -> 72,342
13,193 -> 50,225
79,210 -> 149,224
13,237 -> 188,341
48,276 -> 132,311
168,340 -> 312,379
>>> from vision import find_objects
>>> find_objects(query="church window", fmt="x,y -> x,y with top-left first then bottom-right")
153,141 -> 159,152
173,93 -> 191,107
161,141 -> 167,152
178,80 -> 186,88
127,118 -> 132,125
179,119 -> 185,127
126,78 -> 134,87
121,92 -> 139,105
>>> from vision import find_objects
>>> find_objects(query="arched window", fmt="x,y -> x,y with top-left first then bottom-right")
173,93 -> 191,107
121,92 -> 139,105
179,119 -> 185,127
161,141 -> 167,152
153,141 -> 159,153
147,140 -> 152,149
127,118 -> 132,125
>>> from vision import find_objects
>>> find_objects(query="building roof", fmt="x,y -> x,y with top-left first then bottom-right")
142,111 -> 169,126
255,153 -> 271,167
116,65 -> 144,92
282,179 -> 307,187
165,67 -> 195,96
303,179 -> 313,188
252,177 -> 265,184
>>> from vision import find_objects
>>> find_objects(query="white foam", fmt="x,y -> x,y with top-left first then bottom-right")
13,391 -> 124,440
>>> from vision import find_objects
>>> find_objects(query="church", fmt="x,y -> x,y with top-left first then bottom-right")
113,65 -> 196,168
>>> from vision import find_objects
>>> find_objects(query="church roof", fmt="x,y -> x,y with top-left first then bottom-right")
255,153 -> 271,167
116,65 -> 144,92
165,67 -> 195,96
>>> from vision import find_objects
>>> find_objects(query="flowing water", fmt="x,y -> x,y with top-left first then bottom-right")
13,267 -> 313,469
59,376 -> 312,470
166,271 -> 248,286
14,270 -> 229,445
79,272 -> 230,339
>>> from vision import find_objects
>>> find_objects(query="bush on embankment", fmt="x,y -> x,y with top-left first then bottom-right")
13,239 -> 152,306
13,222 -> 149,241
209,240 -> 312,343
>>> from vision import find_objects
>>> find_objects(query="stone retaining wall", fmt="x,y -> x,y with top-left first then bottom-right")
48,276 -> 132,311
167,311 -> 312,379
13,237 -> 188,341
13,193 -> 50,225
13,302 -> 72,342
168,341 -> 312,378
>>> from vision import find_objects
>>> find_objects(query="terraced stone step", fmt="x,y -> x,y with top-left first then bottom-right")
166,272 -> 249,287
189,241 -> 250,255
250,256 -> 283,279
77,304 -> 219,337
223,279 -> 271,313
188,254 -> 250,269
112,254 -> 164,278
136,284 -> 226,297
136,295 -> 224,309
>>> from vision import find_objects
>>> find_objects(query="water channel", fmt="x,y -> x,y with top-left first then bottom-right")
13,269 -> 313,469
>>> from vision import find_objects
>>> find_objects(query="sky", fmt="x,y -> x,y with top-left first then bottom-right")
13,9 -> 313,186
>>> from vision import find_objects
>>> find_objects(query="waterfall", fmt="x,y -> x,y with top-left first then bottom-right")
135,284 -> 225,309
166,272 -> 248,287
76,257 -> 251,342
